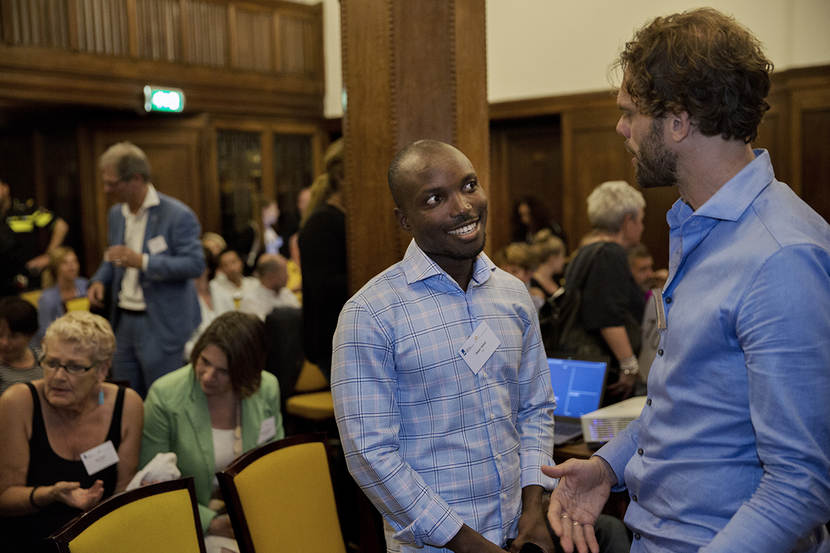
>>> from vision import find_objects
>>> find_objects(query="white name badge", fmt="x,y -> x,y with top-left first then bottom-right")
257,416 -> 277,444
459,321 -> 501,375
147,235 -> 168,255
80,440 -> 120,476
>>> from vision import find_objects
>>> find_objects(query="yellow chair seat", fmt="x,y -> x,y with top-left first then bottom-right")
65,297 -> 90,311
21,289 -> 42,307
285,391 -> 334,420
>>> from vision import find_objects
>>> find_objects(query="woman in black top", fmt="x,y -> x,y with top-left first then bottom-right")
0,311 -> 143,552
566,181 -> 647,403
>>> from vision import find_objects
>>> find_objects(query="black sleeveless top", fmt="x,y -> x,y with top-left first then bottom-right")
2,383 -> 125,553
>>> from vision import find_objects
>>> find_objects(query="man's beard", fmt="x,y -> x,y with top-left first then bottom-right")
635,118 -> 678,189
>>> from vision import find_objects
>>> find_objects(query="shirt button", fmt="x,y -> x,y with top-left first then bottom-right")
632,494 -> 638,502
646,398 -> 652,406
634,533 -> 641,540
665,297 -> 672,304
657,349 -> 664,356
490,413 -> 495,420
637,448 -> 644,456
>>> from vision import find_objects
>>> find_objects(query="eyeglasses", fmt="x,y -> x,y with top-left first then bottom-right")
40,357 -> 96,375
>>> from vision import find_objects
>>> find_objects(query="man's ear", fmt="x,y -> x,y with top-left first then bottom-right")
669,111 -> 692,143
395,207 -> 410,231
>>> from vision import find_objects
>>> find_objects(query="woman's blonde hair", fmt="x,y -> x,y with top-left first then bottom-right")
47,246 -> 76,282
43,311 -> 116,366
532,229 -> 565,260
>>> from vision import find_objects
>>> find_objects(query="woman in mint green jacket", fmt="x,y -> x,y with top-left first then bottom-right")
140,311 -> 284,538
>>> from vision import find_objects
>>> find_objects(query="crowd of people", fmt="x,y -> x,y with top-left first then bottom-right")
0,7 -> 829,553
0,138 -> 346,553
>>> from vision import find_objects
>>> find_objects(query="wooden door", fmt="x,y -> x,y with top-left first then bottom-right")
489,115 -> 563,252
562,105 -> 673,268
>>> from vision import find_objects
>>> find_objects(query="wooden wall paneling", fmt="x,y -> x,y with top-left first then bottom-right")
185,0 -> 226,67
561,106 -> 628,251
488,129 -> 511,252
179,0 -> 189,63
227,3 -> 238,67
202,114 -> 220,233
1,0 -> 12,44
341,0 -> 489,293
755,87 -> 790,184
489,117 -> 562,252
453,0 -> 490,251
340,0 -> 396,293
67,0 -> 79,50
272,12 -> 283,73
260,128 -> 275,205
560,104 -> 677,267
32,130 -> 46,206
791,85 -> 830,223
232,4 -> 273,73
85,117 -> 210,267
76,125 -> 101,277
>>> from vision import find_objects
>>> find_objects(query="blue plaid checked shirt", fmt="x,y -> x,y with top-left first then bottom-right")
332,240 -> 556,552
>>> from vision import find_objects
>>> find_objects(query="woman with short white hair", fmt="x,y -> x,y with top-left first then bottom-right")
559,180 -> 647,402
0,311 -> 143,552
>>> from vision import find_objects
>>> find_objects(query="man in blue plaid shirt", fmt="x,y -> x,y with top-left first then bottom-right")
332,140 -> 557,552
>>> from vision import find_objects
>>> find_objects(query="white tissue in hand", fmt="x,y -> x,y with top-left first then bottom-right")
126,452 -> 182,490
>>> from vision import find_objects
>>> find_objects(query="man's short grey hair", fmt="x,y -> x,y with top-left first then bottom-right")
99,141 -> 152,182
587,180 -> 646,233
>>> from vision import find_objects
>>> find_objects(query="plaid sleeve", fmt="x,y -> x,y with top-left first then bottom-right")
331,298 -> 464,548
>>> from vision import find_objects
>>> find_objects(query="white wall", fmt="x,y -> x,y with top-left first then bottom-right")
316,0 -> 830,118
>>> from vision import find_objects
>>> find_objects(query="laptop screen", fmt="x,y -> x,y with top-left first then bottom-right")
548,358 -> 607,418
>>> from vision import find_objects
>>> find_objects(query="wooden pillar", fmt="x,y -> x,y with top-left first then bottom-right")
341,0 -> 489,292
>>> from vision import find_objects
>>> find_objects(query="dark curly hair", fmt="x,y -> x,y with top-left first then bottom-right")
616,8 -> 773,143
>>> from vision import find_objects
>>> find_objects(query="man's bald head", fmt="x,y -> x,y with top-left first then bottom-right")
256,253 -> 288,291
388,140 -> 468,208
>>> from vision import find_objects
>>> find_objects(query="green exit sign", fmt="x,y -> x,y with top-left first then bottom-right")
143,86 -> 185,113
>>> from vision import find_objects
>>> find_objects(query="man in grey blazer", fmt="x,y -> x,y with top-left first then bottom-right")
88,142 -> 204,396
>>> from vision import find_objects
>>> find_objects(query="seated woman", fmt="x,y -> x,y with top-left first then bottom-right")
0,296 -> 43,396
140,311 -> 284,547
36,247 -> 89,344
0,311 -> 143,552
530,229 -> 567,298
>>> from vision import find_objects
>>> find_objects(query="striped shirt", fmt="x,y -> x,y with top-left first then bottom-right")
332,240 -> 556,552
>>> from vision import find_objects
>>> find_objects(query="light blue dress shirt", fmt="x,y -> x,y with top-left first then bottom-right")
332,240 -> 556,552
598,150 -> 830,553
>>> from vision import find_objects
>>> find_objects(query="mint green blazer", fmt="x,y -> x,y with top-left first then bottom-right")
140,365 -> 284,531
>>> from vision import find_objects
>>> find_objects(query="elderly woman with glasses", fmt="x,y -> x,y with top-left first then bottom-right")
0,311 -> 143,553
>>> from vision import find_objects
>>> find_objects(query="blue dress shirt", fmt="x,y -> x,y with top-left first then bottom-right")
598,150 -> 830,553
332,240 -> 556,552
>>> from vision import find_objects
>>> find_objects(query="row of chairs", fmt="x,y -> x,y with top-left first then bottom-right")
49,434 -> 346,553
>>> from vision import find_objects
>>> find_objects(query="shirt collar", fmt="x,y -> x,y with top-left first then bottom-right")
121,184 -> 160,218
667,149 -> 774,229
401,239 -> 495,288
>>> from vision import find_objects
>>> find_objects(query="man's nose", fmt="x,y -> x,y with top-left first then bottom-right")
616,116 -> 630,139
448,192 -> 472,217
